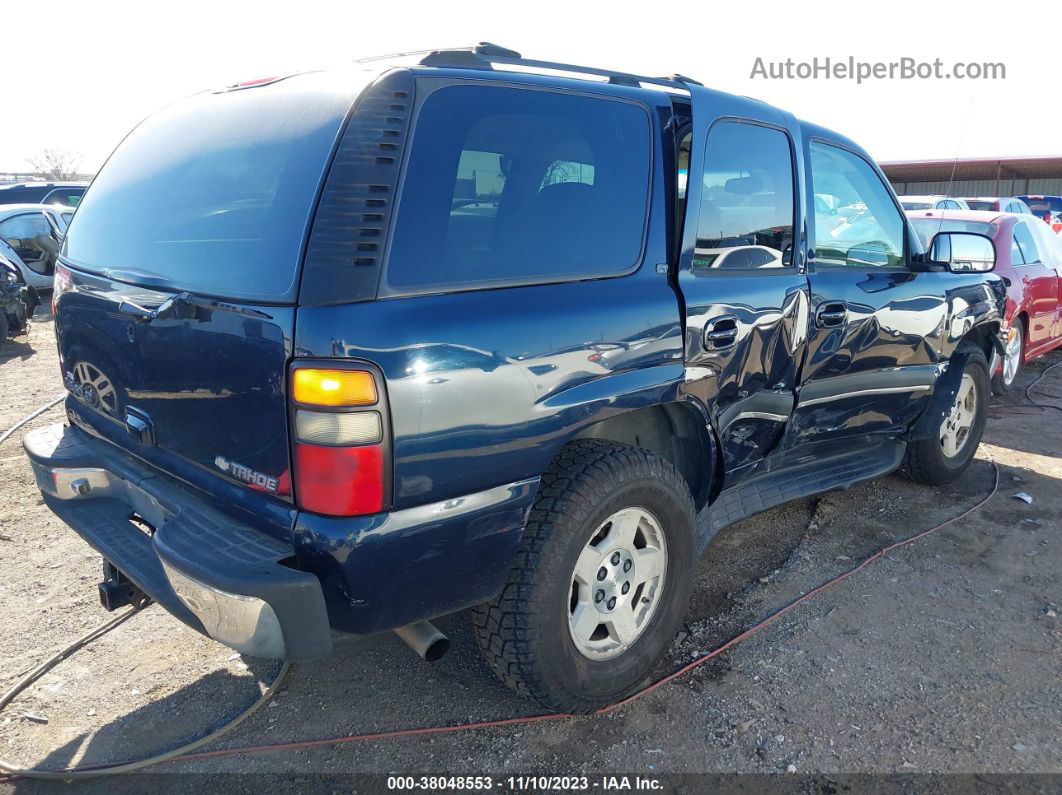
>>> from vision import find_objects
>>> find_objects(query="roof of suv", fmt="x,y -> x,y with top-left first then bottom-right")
363,42 -> 703,94
382,43 -> 868,159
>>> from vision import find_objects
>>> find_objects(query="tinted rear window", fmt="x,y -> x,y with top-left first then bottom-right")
0,186 -> 50,203
1021,196 -> 1062,213
62,75 -> 353,302
964,200 -> 996,211
384,84 -> 650,293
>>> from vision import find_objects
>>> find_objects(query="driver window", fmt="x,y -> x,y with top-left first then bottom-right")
693,121 -> 794,271
809,142 -> 905,269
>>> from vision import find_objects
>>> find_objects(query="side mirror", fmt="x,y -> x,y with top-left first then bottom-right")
929,231 -> 996,273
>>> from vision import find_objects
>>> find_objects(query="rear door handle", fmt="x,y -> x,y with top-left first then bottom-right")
815,301 -> 848,329
703,315 -> 738,351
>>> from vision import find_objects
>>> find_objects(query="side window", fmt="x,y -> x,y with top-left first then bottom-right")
0,212 -> 56,247
1028,216 -> 1062,267
1013,221 -> 1042,265
0,212 -> 58,267
692,121 -> 794,271
1010,227 -> 1025,265
809,141 -> 905,269
385,85 -> 651,293
677,132 -> 691,200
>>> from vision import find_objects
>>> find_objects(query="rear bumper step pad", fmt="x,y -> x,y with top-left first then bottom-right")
24,422 -> 332,660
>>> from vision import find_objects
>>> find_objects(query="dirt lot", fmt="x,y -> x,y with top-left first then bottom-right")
1,308 -> 1059,788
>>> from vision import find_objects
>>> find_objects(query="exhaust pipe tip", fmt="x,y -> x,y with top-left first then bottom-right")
422,635 -> 450,663
394,620 -> 450,662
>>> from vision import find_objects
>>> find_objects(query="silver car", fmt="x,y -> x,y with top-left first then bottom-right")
0,203 -> 74,290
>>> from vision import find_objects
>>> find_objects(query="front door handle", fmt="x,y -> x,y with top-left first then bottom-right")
703,315 -> 739,351
815,301 -> 848,329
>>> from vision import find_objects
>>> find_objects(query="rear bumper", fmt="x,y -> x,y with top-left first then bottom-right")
23,423 -> 332,660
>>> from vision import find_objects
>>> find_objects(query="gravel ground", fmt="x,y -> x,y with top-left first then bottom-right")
1,308 -> 1059,790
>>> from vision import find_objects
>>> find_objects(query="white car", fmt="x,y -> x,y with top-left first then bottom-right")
959,196 -> 1035,215
693,244 -> 783,269
0,203 -> 74,290
898,195 -> 971,211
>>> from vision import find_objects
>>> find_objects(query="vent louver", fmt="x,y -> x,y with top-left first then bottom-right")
299,70 -> 415,305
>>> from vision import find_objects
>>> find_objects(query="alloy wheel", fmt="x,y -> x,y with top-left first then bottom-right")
1001,326 -> 1022,386
940,373 -> 976,458
568,507 -> 668,660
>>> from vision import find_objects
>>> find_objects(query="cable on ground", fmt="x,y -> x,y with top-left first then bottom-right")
9,360 -> 1055,777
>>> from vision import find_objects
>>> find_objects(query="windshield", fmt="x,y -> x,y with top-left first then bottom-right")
964,200 -> 996,211
908,218 -> 995,249
62,73 -> 356,302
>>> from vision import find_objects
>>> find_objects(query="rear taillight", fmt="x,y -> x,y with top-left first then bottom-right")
290,366 -> 388,517
52,264 -> 72,315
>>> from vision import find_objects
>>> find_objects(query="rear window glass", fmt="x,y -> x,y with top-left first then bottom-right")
0,186 -> 50,203
61,76 -> 351,302
900,201 -> 932,210
908,218 -> 995,249
1021,196 -> 1062,215
964,200 -> 996,211
384,84 -> 650,293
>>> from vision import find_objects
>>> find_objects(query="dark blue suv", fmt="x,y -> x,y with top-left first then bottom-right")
26,45 -> 1006,712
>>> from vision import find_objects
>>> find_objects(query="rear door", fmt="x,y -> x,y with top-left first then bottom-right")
1011,218 -> 1059,354
678,88 -> 809,482
52,71 -> 365,535
788,139 -> 949,447
1022,218 -> 1062,345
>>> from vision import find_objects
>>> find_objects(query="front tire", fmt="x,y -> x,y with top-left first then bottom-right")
472,440 -> 695,713
902,342 -> 989,485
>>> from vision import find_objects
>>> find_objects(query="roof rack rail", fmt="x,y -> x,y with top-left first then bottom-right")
417,43 -> 700,91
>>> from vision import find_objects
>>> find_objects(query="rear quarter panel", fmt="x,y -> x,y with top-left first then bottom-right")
295,275 -> 684,509
295,78 -> 686,510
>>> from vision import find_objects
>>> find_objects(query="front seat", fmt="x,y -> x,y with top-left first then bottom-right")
32,232 -> 60,275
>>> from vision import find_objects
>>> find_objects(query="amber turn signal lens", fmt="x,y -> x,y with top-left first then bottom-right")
292,369 -> 377,406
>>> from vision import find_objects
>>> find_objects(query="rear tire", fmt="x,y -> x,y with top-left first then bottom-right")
902,342 -> 989,485
472,440 -> 695,713
991,320 -> 1024,395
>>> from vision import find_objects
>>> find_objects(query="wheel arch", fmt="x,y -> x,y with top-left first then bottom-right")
959,319 -> 1002,365
571,400 -> 720,510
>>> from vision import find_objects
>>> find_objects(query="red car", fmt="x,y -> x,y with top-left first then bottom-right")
908,209 -> 1062,393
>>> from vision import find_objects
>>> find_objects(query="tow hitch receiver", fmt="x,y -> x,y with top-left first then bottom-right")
98,560 -> 145,611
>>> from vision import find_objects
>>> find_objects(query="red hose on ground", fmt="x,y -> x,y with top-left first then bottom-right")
0,458 -> 1001,779
162,459 -> 1001,766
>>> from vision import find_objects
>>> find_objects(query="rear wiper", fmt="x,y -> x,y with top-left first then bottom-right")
117,292 -> 273,323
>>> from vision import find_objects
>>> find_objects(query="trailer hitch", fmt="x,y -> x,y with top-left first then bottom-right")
98,560 -> 147,611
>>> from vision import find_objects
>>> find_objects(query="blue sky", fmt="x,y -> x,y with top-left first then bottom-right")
3,0 -> 1054,173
